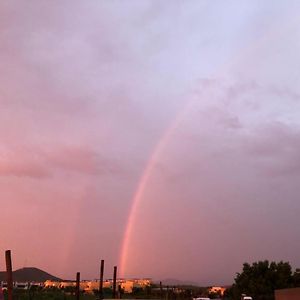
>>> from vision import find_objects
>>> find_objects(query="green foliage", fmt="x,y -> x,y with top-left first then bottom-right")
293,269 -> 300,287
208,291 -> 222,299
62,286 -> 76,294
3,288 -> 95,300
130,286 -> 154,299
191,286 -> 209,298
102,287 -> 113,298
226,260 -> 299,300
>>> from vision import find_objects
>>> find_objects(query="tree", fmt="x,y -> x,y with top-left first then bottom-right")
293,268 -> 300,287
226,260 -> 294,300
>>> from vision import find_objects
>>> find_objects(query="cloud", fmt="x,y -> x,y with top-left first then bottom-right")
0,144 -> 128,179
242,122 -> 300,177
268,85 -> 300,102
0,158 -> 49,178
44,145 -> 126,176
1,0 -> 300,284
151,78 -> 300,187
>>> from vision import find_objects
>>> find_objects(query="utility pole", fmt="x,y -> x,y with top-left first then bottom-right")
112,266 -> 117,299
75,272 -> 80,300
160,281 -> 163,300
166,285 -> 169,300
5,250 -> 13,300
99,260 -> 104,299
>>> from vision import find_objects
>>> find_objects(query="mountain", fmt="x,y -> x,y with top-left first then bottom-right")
155,278 -> 200,287
0,267 -> 62,282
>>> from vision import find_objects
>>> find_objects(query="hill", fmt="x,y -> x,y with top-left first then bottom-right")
155,278 -> 200,287
0,267 -> 62,282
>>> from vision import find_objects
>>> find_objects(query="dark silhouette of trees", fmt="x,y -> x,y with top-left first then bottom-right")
225,260 -> 300,300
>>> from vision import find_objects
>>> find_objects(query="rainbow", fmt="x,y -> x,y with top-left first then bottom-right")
119,97 -> 197,276
117,14 -> 287,275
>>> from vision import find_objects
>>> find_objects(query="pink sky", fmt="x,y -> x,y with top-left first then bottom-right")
1,1 -> 300,285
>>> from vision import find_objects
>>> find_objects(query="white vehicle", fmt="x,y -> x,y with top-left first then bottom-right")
14,282 -> 30,290
241,296 -> 252,300
1,283 -> 7,291
193,298 -> 211,300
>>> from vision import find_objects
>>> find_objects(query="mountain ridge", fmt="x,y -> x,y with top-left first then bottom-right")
0,267 -> 62,282
154,278 -> 200,286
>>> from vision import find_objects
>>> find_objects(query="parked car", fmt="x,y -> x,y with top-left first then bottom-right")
241,295 -> 252,300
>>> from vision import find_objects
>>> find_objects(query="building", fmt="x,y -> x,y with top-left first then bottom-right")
43,278 -> 152,294
275,287 -> 300,300
208,286 -> 226,296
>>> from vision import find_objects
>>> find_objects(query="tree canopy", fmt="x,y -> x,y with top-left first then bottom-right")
225,260 -> 300,300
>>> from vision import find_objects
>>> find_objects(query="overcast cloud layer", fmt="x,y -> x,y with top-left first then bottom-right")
1,1 -> 300,285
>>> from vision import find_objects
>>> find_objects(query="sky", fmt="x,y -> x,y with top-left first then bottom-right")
1,0 -> 300,286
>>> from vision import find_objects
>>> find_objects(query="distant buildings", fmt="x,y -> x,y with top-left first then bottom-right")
43,278 -> 152,293
0,282 -> 43,290
1,279 -> 227,296
208,286 -> 226,296
1,276 -> 151,294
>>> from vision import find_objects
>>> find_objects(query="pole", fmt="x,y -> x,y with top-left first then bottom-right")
75,272 -> 80,300
118,284 -> 122,299
112,266 -> 117,299
99,260 -> 104,299
5,250 -> 13,300
160,281 -> 163,300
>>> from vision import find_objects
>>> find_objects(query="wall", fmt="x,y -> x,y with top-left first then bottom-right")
275,287 -> 300,300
